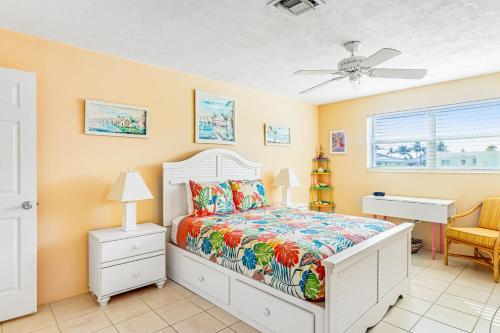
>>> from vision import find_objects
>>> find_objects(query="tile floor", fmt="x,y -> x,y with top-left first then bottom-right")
2,250 -> 500,333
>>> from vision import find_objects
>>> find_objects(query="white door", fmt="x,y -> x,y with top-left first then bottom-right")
0,67 -> 36,321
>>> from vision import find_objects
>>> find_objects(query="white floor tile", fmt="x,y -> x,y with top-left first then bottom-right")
230,321 -> 261,333
436,294 -> 484,316
425,304 -> 478,332
411,317 -> 467,333
446,284 -> 491,304
419,267 -> 459,282
412,274 -> 450,292
2,305 -> 56,333
408,283 -> 442,302
383,307 -> 421,331
473,318 -> 500,333
369,321 -> 407,333
488,284 -> 500,307
172,312 -> 225,333
114,311 -> 168,333
478,304 -> 500,322
396,295 -> 433,315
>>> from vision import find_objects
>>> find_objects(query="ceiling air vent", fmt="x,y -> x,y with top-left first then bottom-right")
267,0 -> 326,16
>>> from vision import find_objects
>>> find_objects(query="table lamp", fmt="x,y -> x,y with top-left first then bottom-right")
107,169 -> 153,231
274,167 -> 301,207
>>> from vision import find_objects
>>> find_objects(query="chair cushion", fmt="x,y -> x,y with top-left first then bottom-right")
479,197 -> 500,231
447,227 -> 499,248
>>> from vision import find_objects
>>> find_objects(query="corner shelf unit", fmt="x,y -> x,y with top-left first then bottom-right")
309,157 -> 335,213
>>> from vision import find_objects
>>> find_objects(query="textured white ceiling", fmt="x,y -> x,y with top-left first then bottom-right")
1,0 -> 500,105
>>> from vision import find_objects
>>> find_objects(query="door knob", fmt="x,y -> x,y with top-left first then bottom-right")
22,201 -> 33,210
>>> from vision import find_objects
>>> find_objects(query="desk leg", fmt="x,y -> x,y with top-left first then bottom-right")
432,223 -> 436,260
440,224 -> 444,253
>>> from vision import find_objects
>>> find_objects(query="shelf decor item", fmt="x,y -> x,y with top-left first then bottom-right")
274,167 -> 301,207
106,170 -> 154,231
330,130 -> 347,154
310,156 -> 334,212
85,100 -> 148,138
195,90 -> 236,145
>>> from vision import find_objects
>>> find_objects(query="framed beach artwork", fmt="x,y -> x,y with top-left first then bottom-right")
330,130 -> 347,154
265,123 -> 291,146
85,100 -> 148,138
195,90 -> 236,145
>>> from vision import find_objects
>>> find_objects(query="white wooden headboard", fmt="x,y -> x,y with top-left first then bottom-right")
162,149 -> 262,226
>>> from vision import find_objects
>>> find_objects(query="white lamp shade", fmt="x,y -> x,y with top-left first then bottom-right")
274,168 -> 301,188
107,170 -> 153,202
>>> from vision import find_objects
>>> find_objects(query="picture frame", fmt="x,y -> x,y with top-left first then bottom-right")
330,130 -> 347,154
195,90 -> 236,145
85,99 -> 149,138
265,123 -> 291,146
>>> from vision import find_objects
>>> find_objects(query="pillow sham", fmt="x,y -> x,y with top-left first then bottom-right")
189,180 -> 235,217
185,183 -> 194,215
229,179 -> 270,211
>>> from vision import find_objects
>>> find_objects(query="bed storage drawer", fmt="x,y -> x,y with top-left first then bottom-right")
182,256 -> 230,304
101,254 -> 165,296
232,279 -> 314,333
101,232 -> 165,262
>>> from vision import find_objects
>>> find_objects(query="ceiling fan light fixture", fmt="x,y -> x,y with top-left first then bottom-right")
349,73 -> 361,89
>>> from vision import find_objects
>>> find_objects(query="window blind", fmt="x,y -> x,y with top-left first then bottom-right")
368,98 -> 500,170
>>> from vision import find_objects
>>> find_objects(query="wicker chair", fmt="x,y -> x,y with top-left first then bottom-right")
444,197 -> 500,282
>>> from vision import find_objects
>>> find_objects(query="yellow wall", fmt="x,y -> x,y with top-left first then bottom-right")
4,24 -> 500,305
0,29 -> 318,305
319,73 -> 500,248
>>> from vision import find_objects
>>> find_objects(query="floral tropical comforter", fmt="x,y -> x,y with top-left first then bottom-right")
176,206 -> 394,301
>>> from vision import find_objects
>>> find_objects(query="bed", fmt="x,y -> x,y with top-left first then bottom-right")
163,149 -> 413,333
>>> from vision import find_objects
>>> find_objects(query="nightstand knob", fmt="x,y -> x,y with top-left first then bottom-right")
198,275 -> 204,282
263,308 -> 271,317
133,271 -> 141,278
132,244 -> 139,250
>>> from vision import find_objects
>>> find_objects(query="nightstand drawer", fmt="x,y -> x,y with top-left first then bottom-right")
101,254 -> 165,296
101,232 -> 165,262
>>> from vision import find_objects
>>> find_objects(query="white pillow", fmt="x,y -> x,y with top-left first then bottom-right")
186,182 -> 194,215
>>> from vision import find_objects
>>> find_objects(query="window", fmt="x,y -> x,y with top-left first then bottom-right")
368,98 -> 500,171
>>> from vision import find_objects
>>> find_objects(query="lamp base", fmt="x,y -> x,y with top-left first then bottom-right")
122,201 -> 138,231
281,188 -> 292,207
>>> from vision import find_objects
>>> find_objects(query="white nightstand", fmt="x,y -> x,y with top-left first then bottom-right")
88,223 -> 167,306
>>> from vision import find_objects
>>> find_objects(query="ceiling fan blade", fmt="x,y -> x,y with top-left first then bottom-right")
368,68 -> 427,79
299,76 -> 345,94
294,70 -> 341,75
360,48 -> 401,68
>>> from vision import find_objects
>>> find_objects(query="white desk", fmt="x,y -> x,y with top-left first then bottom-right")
363,195 -> 456,259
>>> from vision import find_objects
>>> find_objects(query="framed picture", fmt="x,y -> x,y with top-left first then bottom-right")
330,130 -> 347,154
265,123 -> 291,146
195,90 -> 236,145
85,100 -> 148,138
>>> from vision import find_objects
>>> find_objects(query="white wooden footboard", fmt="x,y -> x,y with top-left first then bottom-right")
323,223 -> 413,333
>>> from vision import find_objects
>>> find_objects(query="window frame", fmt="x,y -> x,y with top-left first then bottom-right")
367,98 -> 500,173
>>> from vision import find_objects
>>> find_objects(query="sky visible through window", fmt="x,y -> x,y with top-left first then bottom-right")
369,99 -> 500,170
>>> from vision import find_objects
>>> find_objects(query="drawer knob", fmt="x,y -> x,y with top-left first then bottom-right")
263,308 -> 271,317
133,271 -> 141,278
198,275 -> 205,282
132,244 -> 139,250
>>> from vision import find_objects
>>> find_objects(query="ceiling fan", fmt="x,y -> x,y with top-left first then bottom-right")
294,41 -> 427,94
